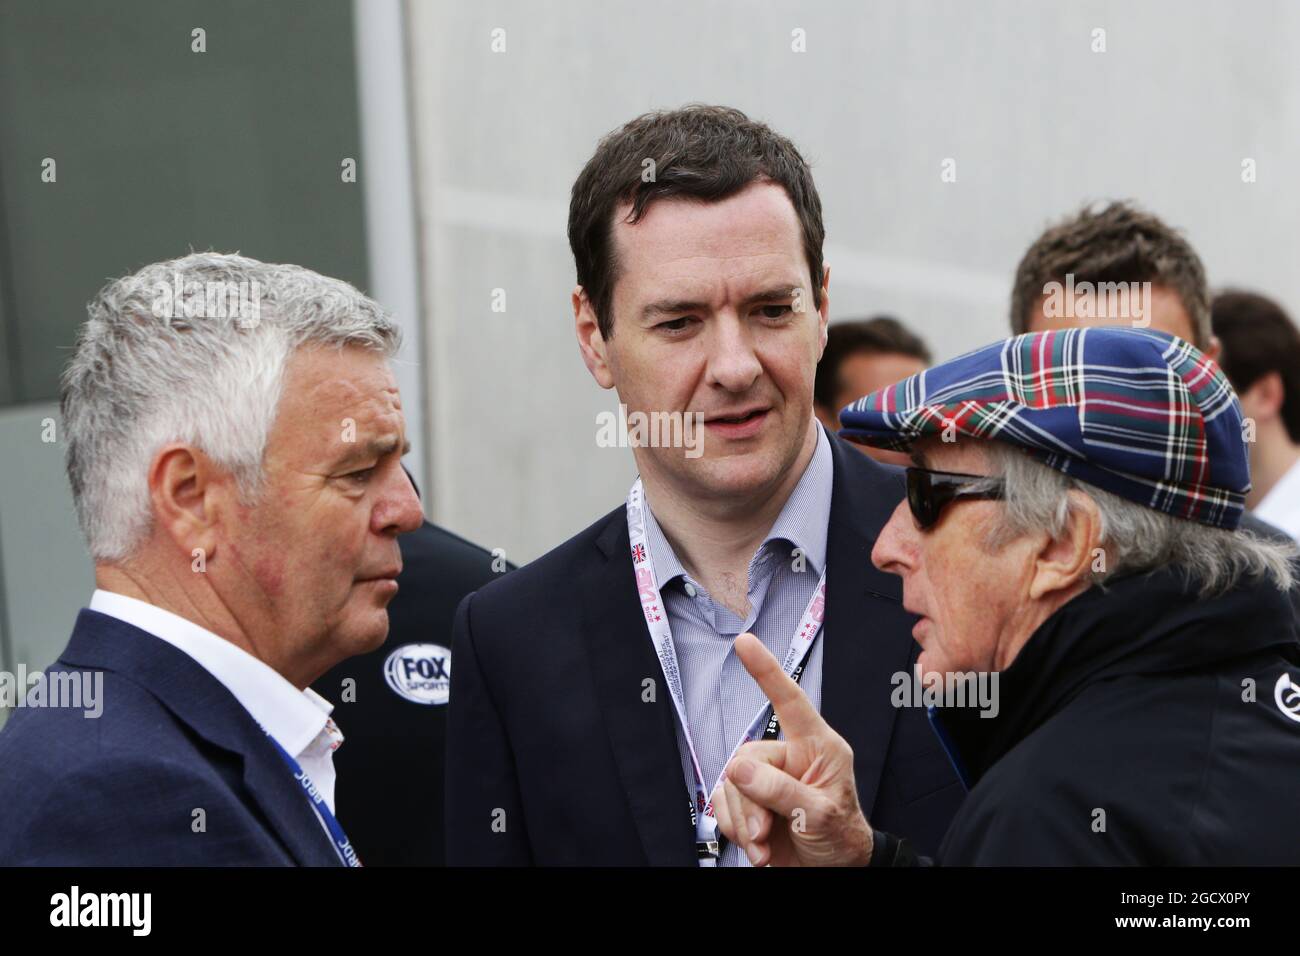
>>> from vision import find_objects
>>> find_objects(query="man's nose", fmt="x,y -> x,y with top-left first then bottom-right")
871,498 -> 917,574
375,463 -> 425,535
704,314 -> 763,392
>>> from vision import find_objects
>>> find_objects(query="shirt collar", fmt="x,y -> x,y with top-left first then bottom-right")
88,589 -> 334,759
764,423 -> 832,573
1255,457 -> 1300,539
642,422 -> 833,587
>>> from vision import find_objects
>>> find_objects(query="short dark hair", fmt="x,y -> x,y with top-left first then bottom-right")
1212,290 -> 1300,444
568,104 -> 825,340
1010,201 -> 1212,349
814,316 -> 931,410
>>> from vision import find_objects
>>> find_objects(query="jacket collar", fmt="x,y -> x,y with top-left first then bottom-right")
932,566 -> 1298,788
60,610 -> 344,866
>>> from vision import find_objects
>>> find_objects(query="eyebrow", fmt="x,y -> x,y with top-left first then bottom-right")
641,285 -> 802,321
908,449 -> 927,469
337,435 -> 412,466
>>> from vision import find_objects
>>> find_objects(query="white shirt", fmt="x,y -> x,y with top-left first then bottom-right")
88,589 -> 344,813
1255,458 -> 1300,543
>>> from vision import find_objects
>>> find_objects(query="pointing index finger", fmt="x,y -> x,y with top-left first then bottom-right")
733,632 -> 826,741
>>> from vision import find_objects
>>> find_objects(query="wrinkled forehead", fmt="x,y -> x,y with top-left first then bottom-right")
272,345 -> 405,449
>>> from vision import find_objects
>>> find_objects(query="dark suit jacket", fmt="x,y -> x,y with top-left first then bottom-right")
314,520 -> 510,866
0,610 -> 343,866
446,430 -> 965,865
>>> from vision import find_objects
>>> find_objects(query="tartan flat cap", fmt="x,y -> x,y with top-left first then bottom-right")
839,327 -> 1250,530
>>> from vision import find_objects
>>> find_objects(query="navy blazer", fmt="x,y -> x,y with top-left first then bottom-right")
446,429 -> 965,865
0,610 -> 343,866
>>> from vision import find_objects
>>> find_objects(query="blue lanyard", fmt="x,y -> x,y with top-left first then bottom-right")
265,734 -> 362,867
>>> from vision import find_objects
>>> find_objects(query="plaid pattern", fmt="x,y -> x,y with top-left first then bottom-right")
839,327 -> 1250,529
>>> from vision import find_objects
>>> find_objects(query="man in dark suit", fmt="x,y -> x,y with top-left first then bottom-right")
0,252 -> 424,865
315,495 -> 512,866
445,106 -> 963,866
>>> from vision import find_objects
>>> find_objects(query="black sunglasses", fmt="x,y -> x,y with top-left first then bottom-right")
905,467 -> 1005,530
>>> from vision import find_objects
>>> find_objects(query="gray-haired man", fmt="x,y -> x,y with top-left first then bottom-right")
0,253 -> 423,865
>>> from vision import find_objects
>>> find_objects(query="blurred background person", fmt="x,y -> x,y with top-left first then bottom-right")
1007,201 -> 1300,595
1213,290 -> 1300,542
814,316 -> 932,467
1011,201 -> 1219,359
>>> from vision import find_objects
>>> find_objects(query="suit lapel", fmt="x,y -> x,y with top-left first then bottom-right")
819,434 -> 918,817
61,611 -> 343,866
579,511 -> 697,866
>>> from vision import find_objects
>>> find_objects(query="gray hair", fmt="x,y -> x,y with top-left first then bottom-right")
977,441 -> 1297,596
62,252 -> 401,561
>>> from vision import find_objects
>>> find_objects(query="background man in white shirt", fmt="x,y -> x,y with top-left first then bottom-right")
0,252 -> 423,865
1213,290 -> 1300,542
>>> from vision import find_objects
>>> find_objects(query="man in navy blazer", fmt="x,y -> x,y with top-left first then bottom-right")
1,613 -> 349,865
445,106 -> 963,865
0,253 -> 424,865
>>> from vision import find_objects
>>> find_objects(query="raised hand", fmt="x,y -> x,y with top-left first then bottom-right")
711,633 -> 874,866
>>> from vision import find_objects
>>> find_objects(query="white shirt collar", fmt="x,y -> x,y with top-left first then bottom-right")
88,588 -> 335,759
1254,458 -> 1300,542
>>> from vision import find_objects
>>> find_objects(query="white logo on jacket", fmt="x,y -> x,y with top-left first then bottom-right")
1274,673 -> 1300,723
384,644 -> 452,705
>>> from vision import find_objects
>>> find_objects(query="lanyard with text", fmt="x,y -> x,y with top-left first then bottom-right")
626,478 -> 827,867
265,732 -> 362,868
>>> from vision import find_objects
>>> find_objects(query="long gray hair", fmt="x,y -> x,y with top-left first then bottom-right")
978,441 -> 1296,595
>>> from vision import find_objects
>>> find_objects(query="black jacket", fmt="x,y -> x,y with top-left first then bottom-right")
446,429 -> 964,865
876,565 -> 1300,865
313,521 -> 509,866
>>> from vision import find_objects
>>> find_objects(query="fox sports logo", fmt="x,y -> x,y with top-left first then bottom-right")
384,644 -> 452,705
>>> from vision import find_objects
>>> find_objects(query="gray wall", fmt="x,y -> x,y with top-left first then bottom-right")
406,0 -> 1300,564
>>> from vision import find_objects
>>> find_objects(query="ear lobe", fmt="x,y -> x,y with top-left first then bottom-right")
1027,490 -> 1102,601
573,286 -> 615,389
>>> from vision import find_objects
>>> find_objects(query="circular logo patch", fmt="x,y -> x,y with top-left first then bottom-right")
383,643 -> 452,705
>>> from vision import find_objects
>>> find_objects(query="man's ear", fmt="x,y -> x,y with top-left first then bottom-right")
1242,370 -> 1284,423
1202,333 -> 1223,364
816,264 -> 831,356
148,444 -> 225,561
1028,489 -> 1102,601
573,286 -> 615,389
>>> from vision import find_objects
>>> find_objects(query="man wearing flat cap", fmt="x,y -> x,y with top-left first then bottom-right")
710,327 -> 1300,865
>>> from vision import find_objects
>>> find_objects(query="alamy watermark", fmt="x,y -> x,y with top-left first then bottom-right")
1041,274 -> 1152,327
596,403 -> 705,458
0,666 -> 103,718
891,668 -> 999,718
151,271 -> 263,327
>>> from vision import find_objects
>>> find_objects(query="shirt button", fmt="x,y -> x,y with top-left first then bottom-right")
684,582 -> 697,598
